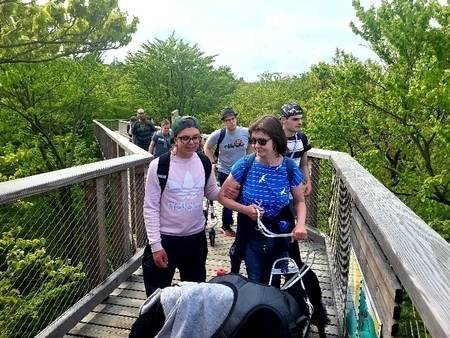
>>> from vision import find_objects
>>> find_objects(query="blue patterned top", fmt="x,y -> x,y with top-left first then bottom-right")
231,155 -> 303,218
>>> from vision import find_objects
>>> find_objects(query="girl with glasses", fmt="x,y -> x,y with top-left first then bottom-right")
141,115 -> 239,296
218,115 -> 308,286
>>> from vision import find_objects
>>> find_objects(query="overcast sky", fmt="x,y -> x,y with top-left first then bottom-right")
105,0 -> 381,82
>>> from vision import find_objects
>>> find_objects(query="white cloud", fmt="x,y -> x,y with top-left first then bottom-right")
107,0 -> 381,81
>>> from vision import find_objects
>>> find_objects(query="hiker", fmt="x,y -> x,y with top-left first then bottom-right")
148,119 -> 172,157
203,107 -> 252,237
218,115 -> 307,286
131,108 -> 156,150
280,102 -> 312,196
142,115 -> 239,296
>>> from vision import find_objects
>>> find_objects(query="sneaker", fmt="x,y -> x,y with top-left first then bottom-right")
221,226 -> 236,237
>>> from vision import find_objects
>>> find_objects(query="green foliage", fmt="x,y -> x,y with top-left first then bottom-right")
0,227 -> 86,338
123,32 -> 239,124
302,0 -> 450,240
0,0 -> 138,64
0,56 -> 113,175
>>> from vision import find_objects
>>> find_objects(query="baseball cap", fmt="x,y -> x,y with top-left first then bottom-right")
171,116 -> 201,136
221,107 -> 238,120
130,116 -> 138,122
280,102 -> 304,118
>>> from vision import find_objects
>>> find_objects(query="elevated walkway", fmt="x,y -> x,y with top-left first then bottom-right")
65,223 -> 340,338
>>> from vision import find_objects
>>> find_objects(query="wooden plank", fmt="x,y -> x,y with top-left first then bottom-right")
0,154 -> 150,205
66,321 -> 130,337
352,226 -> 399,336
353,209 -> 402,303
79,312 -> 135,330
330,151 -> 450,338
92,304 -> 138,317
102,296 -> 143,308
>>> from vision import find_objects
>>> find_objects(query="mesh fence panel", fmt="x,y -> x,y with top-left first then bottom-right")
0,167 -> 146,338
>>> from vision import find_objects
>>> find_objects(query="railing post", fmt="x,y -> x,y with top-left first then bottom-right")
306,157 -> 320,228
110,170 -> 132,268
84,177 -> 108,286
134,164 -> 148,248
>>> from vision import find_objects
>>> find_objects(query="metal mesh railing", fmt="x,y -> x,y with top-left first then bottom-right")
0,157 -> 148,338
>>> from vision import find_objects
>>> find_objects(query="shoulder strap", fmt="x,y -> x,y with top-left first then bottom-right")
213,128 -> 226,160
157,152 -> 212,194
286,157 -> 294,184
157,152 -> 171,193
236,153 -> 256,199
198,153 -> 213,184
242,153 -> 256,183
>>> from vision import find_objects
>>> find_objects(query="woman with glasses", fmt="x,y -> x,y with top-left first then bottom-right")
218,115 -> 308,286
141,115 -> 238,296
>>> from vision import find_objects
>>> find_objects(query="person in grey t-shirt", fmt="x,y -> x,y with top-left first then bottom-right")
149,119 -> 172,158
204,107 -> 252,237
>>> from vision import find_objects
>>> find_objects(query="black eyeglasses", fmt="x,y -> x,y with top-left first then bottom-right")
177,135 -> 202,144
250,137 -> 271,146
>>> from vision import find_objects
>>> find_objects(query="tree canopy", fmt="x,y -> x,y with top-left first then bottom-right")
0,0 -> 138,64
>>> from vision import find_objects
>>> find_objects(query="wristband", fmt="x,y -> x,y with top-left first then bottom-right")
212,161 -> 217,164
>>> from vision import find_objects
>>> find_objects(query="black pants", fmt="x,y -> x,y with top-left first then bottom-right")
142,231 -> 208,297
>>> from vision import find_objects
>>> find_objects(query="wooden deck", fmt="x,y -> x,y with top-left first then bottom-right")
65,220 -> 341,338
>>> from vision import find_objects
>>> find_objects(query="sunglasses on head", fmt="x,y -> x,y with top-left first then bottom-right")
250,137 -> 271,146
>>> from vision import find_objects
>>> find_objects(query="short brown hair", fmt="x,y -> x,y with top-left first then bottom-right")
248,115 -> 287,155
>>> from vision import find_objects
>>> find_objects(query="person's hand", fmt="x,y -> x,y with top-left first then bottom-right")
245,204 -> 264,220
291,223 -> 308,242
212,163 -> 219,172
303,181 -> 312,196
152,249 -> 169,268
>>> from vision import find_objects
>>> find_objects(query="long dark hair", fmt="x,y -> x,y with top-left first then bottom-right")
248,115 -> 287,155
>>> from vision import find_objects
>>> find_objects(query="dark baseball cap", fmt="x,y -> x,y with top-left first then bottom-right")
221,107 -> 238,120
171,116 -> 201,136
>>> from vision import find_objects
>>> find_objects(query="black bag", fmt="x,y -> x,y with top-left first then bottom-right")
249,236 -> 275,254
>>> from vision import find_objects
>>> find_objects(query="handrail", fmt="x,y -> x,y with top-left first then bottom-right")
0,154 -> 149,204
310,148 -> 450,337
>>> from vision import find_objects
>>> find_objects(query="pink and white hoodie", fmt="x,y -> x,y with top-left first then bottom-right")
143,152 -> 219,252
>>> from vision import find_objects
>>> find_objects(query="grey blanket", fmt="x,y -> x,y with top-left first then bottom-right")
138,282 -> 234,338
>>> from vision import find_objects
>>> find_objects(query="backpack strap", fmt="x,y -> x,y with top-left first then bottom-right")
213,128 -> 226,160
157,152 -> 212,194
286,157 -> 294,184
157,152 -> 171,193
198,152 -> 213,184
236,153 -> 256,200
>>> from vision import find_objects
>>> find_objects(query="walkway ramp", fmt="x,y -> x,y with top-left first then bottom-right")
66,226 -> 340,338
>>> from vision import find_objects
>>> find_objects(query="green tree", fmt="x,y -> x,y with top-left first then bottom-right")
0,0 -> 138,64
124,32 -> 239,124
306,0 -> 450,239
0,56 -> 111,177
0,227 -> 86,338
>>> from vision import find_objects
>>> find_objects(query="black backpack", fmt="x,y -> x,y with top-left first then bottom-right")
156,152 -> 212,193
213,128 -> 226,161
129,273 -> 308,338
